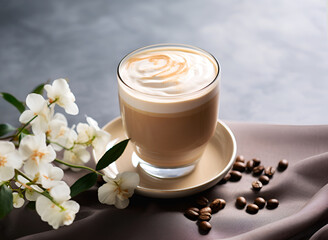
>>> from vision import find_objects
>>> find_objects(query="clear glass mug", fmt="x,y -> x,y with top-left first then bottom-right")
117,44 -> 220,178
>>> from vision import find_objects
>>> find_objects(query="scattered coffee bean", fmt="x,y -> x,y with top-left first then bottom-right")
235,155 -> 245,163
278,159 -> 288,171
252,180 -> 263,191
235,196 -> 247,209
188,207 -> 200,213
233,162 -> 246,172
246,203 -> 259,214
185,208 -> 199,220
254,197 -> 266,209
229,170 -> 242,182
199,221 -> 212,232
210,198 -> 226,213
252,158 -> 261,167
252,165 -> 264,176
258,175 -> 270,185
264,166 -> 275,178
219,172 -> 231,184
196,196 -> 209,207
246,160 -> 255,172
267,199 -> 279,209
198,212 -> 211,221
200,207 -> 212,214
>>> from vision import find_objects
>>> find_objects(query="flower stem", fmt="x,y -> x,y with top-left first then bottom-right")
47,140 -> 72,151
15,115 -> 38,138
54,159 -> 104,176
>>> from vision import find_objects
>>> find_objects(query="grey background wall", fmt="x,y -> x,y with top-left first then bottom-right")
0,0 -> 327,127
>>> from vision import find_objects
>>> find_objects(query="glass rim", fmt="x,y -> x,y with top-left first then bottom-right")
117,43 -> 220,99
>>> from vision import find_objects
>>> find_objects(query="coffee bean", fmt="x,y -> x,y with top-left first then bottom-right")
219,172 -> 231,184
196,196 -> 209,207
252,180 -> 263,191
233,162 -> 246,172
252,158 -> 261,167
235,155 -> 245,163
246,160 -> 255,172
254,197 -> 266,209
198,212 -> 211,221
278,159 -> 288,171
199,221 -> 212,232
258,175 -> 270,185
210,198 -> 226,213
264,166 -> 275,178
246,203 -> 259,214
235,196 -> 247,209
200,207 -> 212,214
184,208 -> 199,220
188,207 -> 200,213
229,170 -> 242,182
267,199 -> 279,209
252,165 -> 264,176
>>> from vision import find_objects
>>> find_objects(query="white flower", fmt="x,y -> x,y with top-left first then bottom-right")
77,116 -> 110,155
46,113 -> 77,151
36,195 -> 79,229
19,134 -> 56,176
63,145 -> 90,169
46,113 -> 68,151
12,192 -> 25,208
48,181 -> 71,203
16,175 -> 42,201
19,93 -> 52,134
44,78 -> 79,115
98,172 -> 139,209
38,164 -> 64,188
0,141 -> 23,181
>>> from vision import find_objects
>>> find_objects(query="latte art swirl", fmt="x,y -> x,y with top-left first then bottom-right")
120,48 -> 218,96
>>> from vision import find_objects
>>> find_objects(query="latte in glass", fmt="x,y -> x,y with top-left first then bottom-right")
117,44 -> 220,178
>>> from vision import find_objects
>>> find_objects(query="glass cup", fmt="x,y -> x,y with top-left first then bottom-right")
117,44 -> 220,178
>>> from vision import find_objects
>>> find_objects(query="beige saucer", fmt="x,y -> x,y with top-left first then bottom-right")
93,117 -> 237,198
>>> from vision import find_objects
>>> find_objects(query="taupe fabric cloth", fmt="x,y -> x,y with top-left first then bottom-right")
1,123 -> 328,240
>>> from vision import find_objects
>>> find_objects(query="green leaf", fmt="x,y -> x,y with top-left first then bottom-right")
96,139 -> 129,171
0,92 -> 25,113
70,172 -> 97,198
0,184 -> 13,219
0,123 -> 16,137
31,83 -> 46,95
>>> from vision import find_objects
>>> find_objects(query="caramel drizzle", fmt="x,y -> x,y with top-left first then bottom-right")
127,54 -> 188,82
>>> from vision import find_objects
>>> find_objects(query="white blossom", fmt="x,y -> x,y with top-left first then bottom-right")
98,172 -> 139,209
36,195 -> 79,229
63,145 -> 90,170
19,93 -> 52,134
44,78 -> 79,115
0,141 -> 23,181
12,192 -> 25,208
19,134 -> 56,176
46,113 -> 70,151
76,116 -> 111,155
16,175 -> 42,201
38,164 -> 64,188
48,181 -> 71,203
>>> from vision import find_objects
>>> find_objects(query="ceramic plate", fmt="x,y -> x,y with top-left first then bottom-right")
93,117 -> 237,198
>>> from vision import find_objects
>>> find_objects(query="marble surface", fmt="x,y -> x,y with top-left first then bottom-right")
0,0 -> 327,127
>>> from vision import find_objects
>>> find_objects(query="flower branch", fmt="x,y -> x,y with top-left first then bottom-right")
0,78 -> 139,229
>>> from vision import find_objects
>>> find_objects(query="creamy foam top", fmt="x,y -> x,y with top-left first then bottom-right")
119,47 -> 218,96
118,46 -> 220,113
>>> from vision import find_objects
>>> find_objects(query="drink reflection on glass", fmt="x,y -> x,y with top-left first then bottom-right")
117,44 -> 220,178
